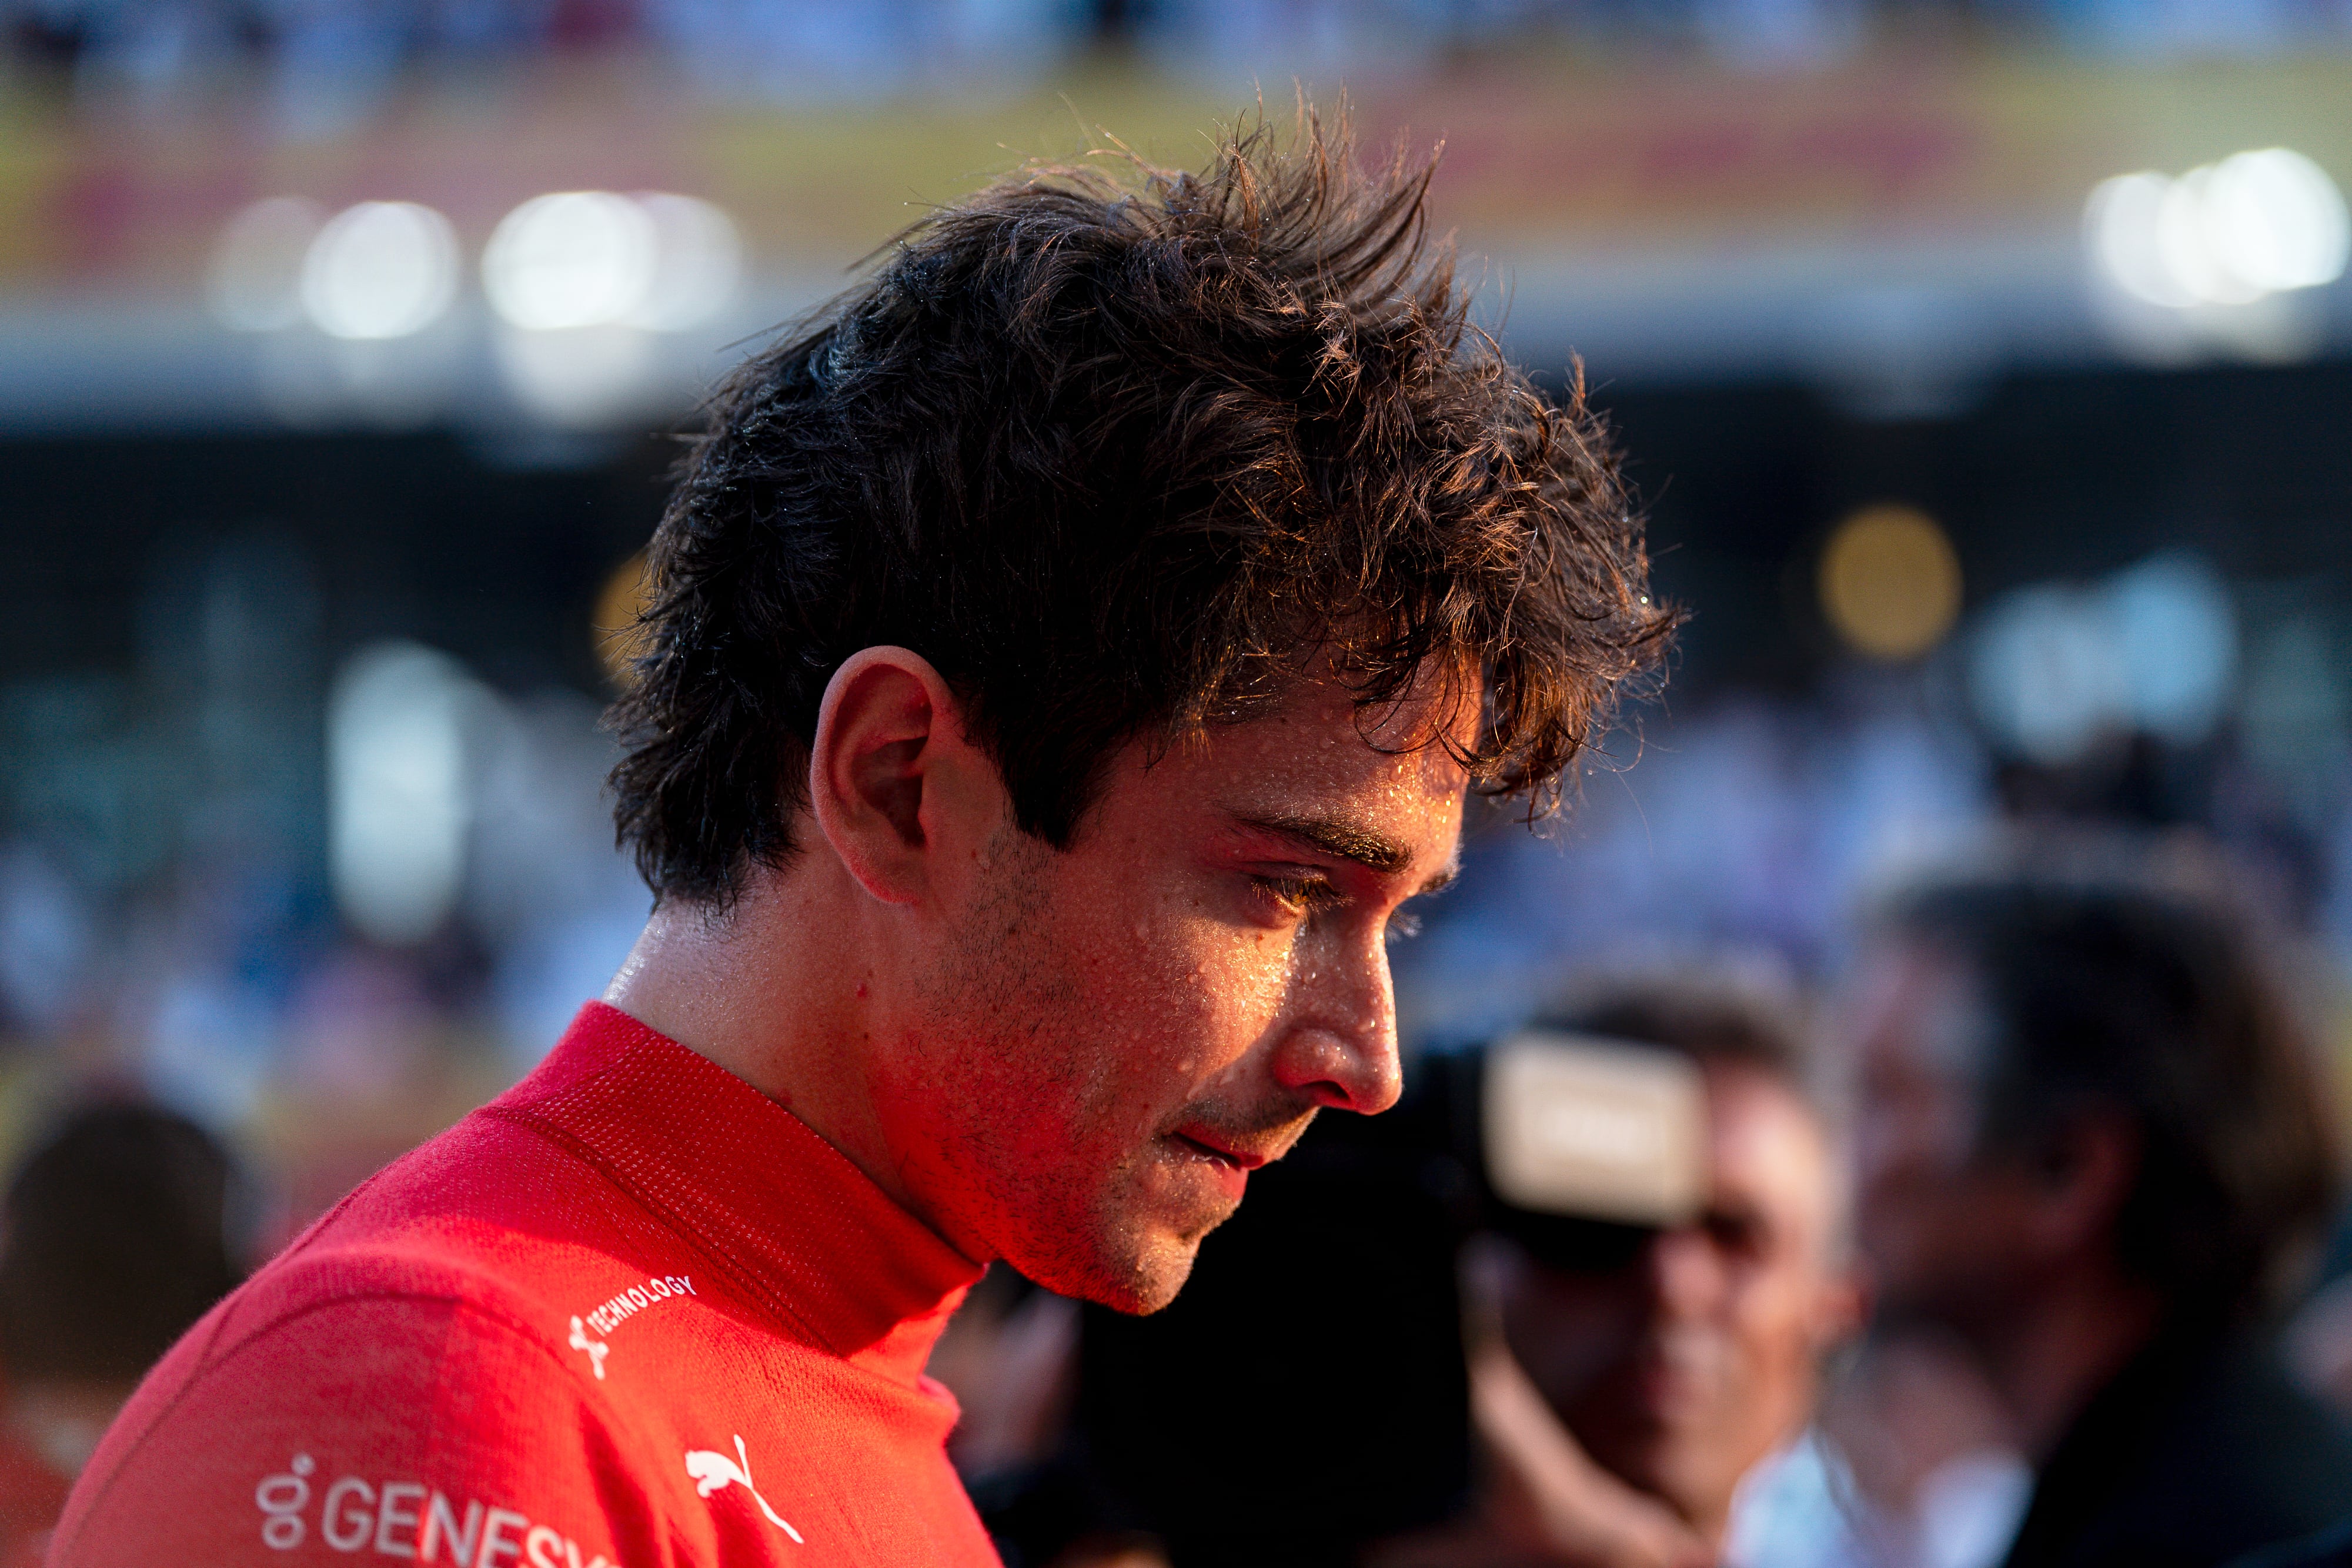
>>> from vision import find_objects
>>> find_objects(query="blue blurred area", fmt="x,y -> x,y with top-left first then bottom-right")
1,359 -> 2344,1162
10,0 -> 2352,100
0,18 -> 2347,1566
1398,366 -> 2352,1045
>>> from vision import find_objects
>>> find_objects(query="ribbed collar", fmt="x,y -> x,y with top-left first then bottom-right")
485,1001 -> 984,1390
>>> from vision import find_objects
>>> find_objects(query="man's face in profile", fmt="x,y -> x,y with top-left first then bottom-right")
875,674 -> 1471,1314
1495,1062 -> 1857,1534
1847,940 -> 2040,1336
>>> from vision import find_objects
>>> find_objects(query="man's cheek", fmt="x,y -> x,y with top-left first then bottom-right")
1187,925 -> 1297,1038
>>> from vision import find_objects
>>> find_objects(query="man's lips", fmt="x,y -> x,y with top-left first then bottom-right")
1160,1113 -> 1314,1203
1165,1132 -> 1259,1203
1171,1131 -> 1270,1172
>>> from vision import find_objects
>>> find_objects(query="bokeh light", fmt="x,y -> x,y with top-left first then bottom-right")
1968,585 -> 2125,766
2086,149 -> 2350,311
625,193 -> 743,332
1966,551 -> 2237,764
2207,149 -> 2352,293
299,202 -> 461,342
483,190 -> 742,335
594,551 -> 656,687
483,191 -> 660,332
1817,504 -> 1963,661
2086,172 -> 2194,309
328,641 -> 484,945
2106,552 -> 2238,745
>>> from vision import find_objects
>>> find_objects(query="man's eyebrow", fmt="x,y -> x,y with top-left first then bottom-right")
1235,813 -> 1459,894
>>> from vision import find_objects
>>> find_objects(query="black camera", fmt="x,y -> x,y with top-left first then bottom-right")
986,1035 -> 1709,1568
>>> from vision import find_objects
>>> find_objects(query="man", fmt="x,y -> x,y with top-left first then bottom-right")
0,1102 -> 243,1565
1847,840 -> 2352,1568
977,977 -> 1846,1568
1402,978 -> 1863,1568
54,114 -> 1672,1564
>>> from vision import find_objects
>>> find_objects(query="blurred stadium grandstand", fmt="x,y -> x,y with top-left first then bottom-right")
0,0 -> 2347,1279
4,4 -> 2351,421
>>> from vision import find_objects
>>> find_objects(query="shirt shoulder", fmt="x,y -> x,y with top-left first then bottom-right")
54,1111 -> 719,1566
53,1288 -> 673,1567
55,1103 -> 998,1568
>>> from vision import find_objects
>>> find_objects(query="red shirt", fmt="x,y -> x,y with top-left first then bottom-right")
53,1003 -> 1000,1567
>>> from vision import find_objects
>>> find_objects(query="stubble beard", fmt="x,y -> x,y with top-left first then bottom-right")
910,824 -> 1210,1314
1033,1148 -> 1216,1315
916,821 -> 1317,1316
1067,1091 -> 1323,1313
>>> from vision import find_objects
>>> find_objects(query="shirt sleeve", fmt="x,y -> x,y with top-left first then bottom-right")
51,1290 -> 674,1568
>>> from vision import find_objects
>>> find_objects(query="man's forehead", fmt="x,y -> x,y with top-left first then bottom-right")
1205,675 -> 1479,795
1706,1062 -> 1828,1158
1705,1064 -> 1841,1237
1118,670 -> 1477,875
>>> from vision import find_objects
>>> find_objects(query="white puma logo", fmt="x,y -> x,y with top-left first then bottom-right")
685,1435 -> 804,1543
568,1315 -> 609,1379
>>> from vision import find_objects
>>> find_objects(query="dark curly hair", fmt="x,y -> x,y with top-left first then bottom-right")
608,105 -> 1676,905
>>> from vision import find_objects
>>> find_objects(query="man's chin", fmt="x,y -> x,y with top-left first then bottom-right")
1005,1228 -> 1206,1316
1096,1260 -> 1195,1316
991,1153 -> 1245,1313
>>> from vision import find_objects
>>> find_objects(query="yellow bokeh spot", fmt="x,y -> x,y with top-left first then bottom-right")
594,550 -> 655,687
1818,504 -> 1962,662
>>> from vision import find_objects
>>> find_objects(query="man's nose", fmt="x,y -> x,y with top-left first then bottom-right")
1268,928 -> 1404,1115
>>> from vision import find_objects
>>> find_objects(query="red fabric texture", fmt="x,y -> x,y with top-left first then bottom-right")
52,1002 -> 998,1567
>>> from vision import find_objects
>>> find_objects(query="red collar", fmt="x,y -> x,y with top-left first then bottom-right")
487,1002 -> 984,1388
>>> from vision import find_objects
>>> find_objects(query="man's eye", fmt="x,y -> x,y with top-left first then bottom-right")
1385,910 -> 1424,946
1251,874 -> 1342,916
1706,1212 -> 1766,1257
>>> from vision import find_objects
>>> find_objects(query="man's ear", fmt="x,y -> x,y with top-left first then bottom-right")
2026,1111 -> 2141,1261
807,646 -> 992,907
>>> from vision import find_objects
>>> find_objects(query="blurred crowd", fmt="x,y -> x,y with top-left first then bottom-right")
4,812 -> 2348,1566
929,831 -> 2352,1568
0,1101 -> 244,1562
0,563 -> 2348,1564
0,0 -> 2346,1547
9,0 -> 2352,107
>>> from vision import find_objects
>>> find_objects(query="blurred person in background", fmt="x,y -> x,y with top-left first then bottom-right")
1800,1326 -> 2032,1568
1847,838 -> 2352,1568
2287,1262 -> 2352,1419
1384,975 -> 1866,1568
51,111 -> 1674,1566
1042,970 -> 1856,1568
0,1101 -> 243,1565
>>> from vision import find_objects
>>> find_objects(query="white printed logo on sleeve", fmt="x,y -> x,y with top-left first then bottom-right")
567,1317 -> 610,1379
256,1453 -> 624,1565
567,1273 -> 694,1378
686,1435 -> 804,1543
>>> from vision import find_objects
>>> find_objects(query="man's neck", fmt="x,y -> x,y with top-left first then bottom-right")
1681,1492 -> 1733,1563
602,877 -> 932,1237
1972,1259 -> 2165,1462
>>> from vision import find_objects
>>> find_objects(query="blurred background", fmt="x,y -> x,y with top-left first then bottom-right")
0,0 -> 2350,1556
